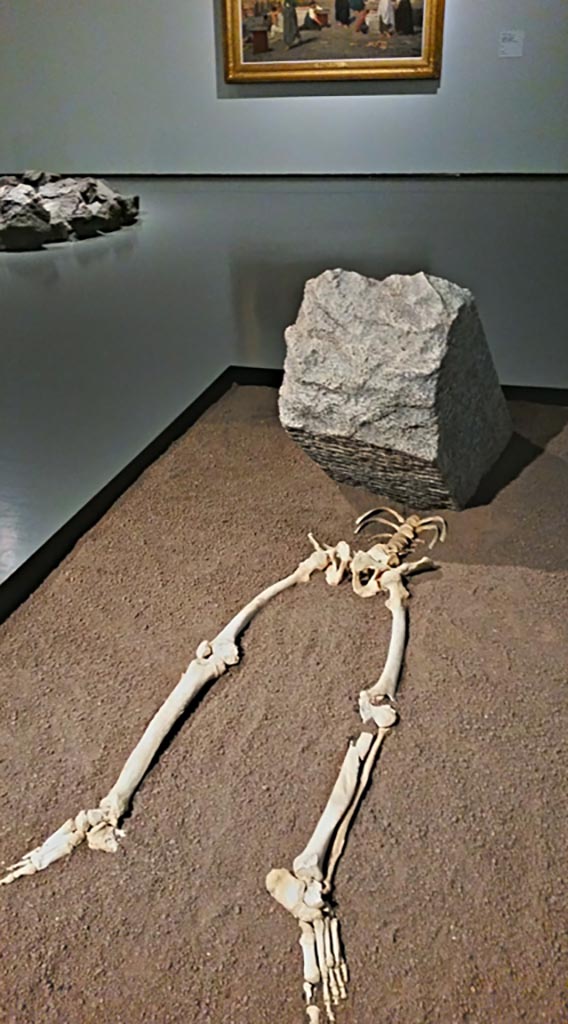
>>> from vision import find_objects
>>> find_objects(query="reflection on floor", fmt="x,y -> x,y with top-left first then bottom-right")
0,176 -> 566,588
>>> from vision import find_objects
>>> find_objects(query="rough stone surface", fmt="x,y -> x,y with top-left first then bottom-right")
279,269 -> 513,509
0,173 -> 139,251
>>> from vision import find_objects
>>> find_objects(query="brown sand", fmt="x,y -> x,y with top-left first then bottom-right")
0,385 -> 566,1024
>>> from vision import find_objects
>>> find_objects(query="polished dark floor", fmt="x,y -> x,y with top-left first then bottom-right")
1,176 -> 567,585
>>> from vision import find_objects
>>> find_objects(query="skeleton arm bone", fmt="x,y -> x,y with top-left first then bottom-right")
1,542 -> 331,885
103,545 -> 331,823
359,557 -> 435,719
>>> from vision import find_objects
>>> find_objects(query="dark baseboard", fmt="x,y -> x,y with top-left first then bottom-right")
232,366 -> 284,388
0,366 -> 235,625
502,385 -> 568,405
1,366 -> 566,624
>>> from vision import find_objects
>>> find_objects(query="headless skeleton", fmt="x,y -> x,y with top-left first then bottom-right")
0,507 -> 445,1022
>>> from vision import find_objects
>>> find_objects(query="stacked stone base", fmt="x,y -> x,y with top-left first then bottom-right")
285,427 -> 463,510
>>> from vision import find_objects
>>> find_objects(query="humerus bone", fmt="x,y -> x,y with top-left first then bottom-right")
359,556 -> 433,719
1,543 -> 332,885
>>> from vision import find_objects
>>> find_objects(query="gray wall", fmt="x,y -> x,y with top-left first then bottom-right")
0,0 -> 567,174
1,176 -> 567,584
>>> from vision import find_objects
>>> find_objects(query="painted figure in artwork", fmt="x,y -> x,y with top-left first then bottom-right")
283,0 -> 300,46
378,0 -> 395,33
395,0 -> 414,34
335,0 -> 351,27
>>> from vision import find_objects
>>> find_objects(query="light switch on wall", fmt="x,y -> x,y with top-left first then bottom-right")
499,30 -> 525,58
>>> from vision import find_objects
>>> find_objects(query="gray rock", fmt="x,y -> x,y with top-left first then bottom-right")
278,269 -> 512,510
0,183 -> 53,251
0,173 -> 139,250
117,193 -> 140,225
21,169 -> 61,187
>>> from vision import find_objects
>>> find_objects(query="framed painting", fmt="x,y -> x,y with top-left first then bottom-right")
223,0 -> 445,82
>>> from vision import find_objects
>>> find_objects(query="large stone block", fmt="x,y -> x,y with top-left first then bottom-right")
278,269 -> 512,509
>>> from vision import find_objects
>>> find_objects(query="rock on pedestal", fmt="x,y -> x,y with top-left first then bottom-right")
278,269 -> 512,510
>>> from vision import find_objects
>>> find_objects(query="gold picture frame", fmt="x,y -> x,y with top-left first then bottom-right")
223,0 -> 445,82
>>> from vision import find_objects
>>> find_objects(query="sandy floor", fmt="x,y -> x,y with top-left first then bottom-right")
0,385 -> 566,1024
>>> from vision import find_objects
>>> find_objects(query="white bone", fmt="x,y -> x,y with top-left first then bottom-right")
354,506 -> 405,531
293,733 -> 374,883
299,921 -> 320,986
330,918 -> 348,990
350,550 -> 383,598
324,726 -> 392,894
1,543 -> 331,885
314,917 -> 334,1021
265,867 -> 322,924
358,557 -> 434,714
323,918 -> 340,1005
324,541 -> 351,587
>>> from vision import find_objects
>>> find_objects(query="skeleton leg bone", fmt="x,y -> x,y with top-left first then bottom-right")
292,732 -> 374,883
324,720 -> 393,894
268,543 -> 441,1021
267,706 -> 397,1020
1,541 -> 334,885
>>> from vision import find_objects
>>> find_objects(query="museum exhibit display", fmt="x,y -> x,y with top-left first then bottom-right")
1,504 -> 444,1024
223,0 -> 445,82
266,508 -> 445,1022
1,379 -> 566,1023
0,0 -> 566,1018
0,172 -> 139,250
279,269 -> 512,509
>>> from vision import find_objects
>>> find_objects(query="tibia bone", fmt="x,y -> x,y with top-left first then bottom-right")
293,733 -> 374,883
